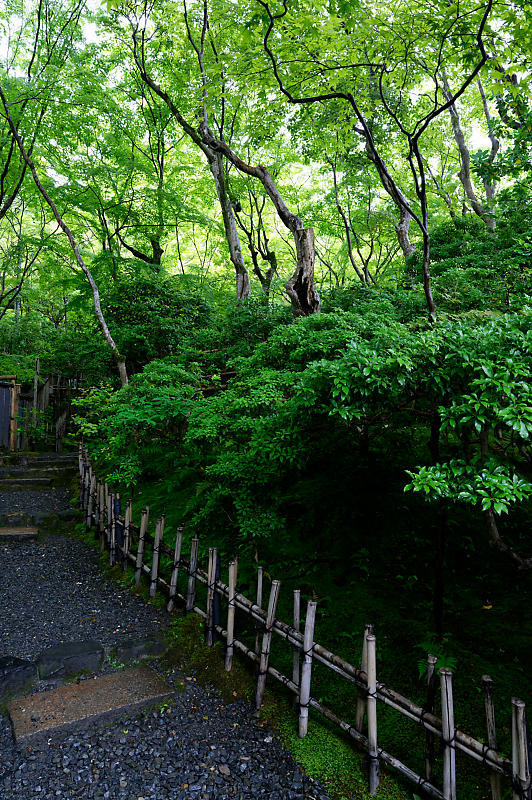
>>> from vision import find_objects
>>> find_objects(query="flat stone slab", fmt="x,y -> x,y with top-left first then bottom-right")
0,526 -> 38,541
110,635 -> 169,665
8,665 -> 173,743
37,640 -> 104,679
0,477 -> 52,486
0,656 -> 38,700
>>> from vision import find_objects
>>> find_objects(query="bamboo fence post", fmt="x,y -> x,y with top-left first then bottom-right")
205,547 -> 216,646
512,698 -> 530,800
186,536 -> 199,611
105,484 -> 111,548
86,467 -> 95,528
482,676 -> 502,800
167,526 -> 184,612
115,494 -> 123,565
149,515 -> 164,597
355,623 -> 374,732
79,460 -> 84,508
83,451 -> 90,508
32,358 -> 39,426
122,498 -> 132,571
255,579 -> 281,710
79,457 -> 87,511
134,507 -> 149,586
78,444 -> 84,502
97,481 -> 105,550
93,477 -> 100,539
298,599 -> 317,738
254,565 -> 263,657
440,668 -> 456,800
425,654 -> 438,782
225,560 -> 237,671
512,698 -> 518,800
366,633 -> 379,794
213,550 -> 221,642
293,589 -> 301,705
109,492 -> 116,566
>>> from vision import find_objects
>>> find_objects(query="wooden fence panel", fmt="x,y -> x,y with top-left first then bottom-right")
79,447 -> 521,800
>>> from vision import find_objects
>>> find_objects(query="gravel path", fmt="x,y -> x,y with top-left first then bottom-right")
0,479 -> 332,800
0,488 -> 73,518
0,534 -> 168,659
0,668 -> 329,800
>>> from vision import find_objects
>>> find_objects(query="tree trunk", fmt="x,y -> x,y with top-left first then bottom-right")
395,207 -> 415,260
441,74 -> 495,230
422,232 -> 437,321
0,87 -> 128,386
151,238 -> 163,268
285,228 -> 321,316
208,150 -> 251,301
477,78 -> 499,209
485,508 -> 532,570
365,146 -> 416,260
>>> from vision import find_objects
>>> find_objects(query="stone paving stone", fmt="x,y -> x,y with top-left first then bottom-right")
0,527 -> 38,541
8,665 -> 173,743
0,656 -> 38,700
36,640 -> 105,679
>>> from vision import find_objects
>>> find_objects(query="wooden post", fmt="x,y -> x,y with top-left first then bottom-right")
79,459 -> 85,509
32,358 -> 39,426
440,668 -> 456,800
425,654 -> 438,782
213,549 -> 221,643
82,450 -> 91,511
122,499 -> 132,571
134,507 -> 149,586
9,383 -> 20,452
105,484 -> 112,547
86,468 -> 95,529
482,676 -> 502,800
255,565 -> 263,657
186,536 -> 199,611
512,698 -> 530,800
366,633 -> 379,794
205,547 -> 217,646
167,527 -> 184,612
355,623 -> 374,732
293,589 -> 301,704
97,481 -> 105,550
255,579 -> 280,709
149,515 -> 164,597
114,494 -> 123,566
93,477 -> 100,540
225,560 -> 237,671
109,492 -> 116,566
298,599 -> 317,738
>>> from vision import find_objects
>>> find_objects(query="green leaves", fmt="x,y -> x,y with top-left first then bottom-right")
405,459 -> 532,515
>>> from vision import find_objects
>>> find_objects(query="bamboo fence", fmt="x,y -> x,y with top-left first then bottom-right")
78,445 -> 531,800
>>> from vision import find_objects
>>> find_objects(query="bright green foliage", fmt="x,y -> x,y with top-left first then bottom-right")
75,302 -> 532,561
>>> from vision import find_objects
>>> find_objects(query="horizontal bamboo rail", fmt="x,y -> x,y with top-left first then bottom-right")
79,445 -> 529,800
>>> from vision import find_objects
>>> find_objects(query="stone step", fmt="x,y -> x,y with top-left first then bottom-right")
0,526 -> 39,541
0,453 -> 77,468
0,466 -> 76,478
27,454 -> 78,465
0,508 -> 78,526
0,476 -> 53,486
8,665 -> 173,743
